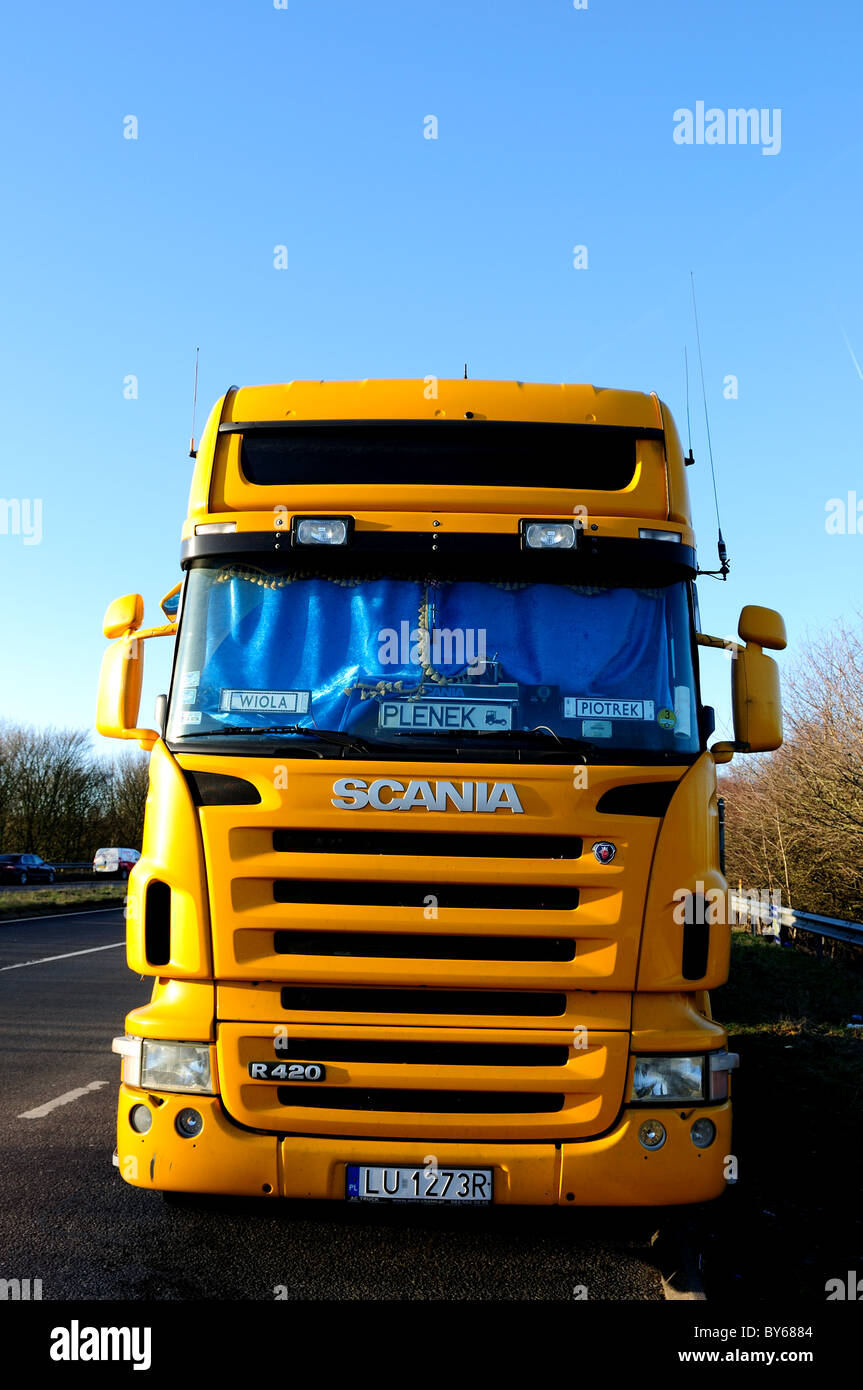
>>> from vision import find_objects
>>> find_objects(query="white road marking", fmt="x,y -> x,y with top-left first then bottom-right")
0,906 -> 122,926
0,941 -> 125,972
19,1080 -> 110,1119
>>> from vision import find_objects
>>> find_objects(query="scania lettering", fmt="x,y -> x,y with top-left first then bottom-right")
330,778 -> 525,813
100,379 -> 785,1207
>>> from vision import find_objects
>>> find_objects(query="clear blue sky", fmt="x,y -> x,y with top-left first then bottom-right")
1,0 -> 860,745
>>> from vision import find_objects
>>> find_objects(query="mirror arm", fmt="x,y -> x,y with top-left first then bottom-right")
111,727 -> 159,750
132,623 -> 177,642
710,740 -> 751,764
696,632 -> 742,654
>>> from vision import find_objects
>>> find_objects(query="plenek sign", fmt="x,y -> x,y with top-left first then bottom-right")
378,700 -> 513,730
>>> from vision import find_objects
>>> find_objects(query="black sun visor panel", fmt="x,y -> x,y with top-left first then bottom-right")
234,422 -> 659,491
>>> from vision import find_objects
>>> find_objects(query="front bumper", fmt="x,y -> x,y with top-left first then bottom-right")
116,1084 -> 732,1206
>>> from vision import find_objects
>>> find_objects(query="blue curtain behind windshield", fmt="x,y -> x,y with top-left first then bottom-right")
193,574 -> 677,729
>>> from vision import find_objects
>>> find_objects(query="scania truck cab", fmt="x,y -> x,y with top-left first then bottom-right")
100,379 -> 785,1206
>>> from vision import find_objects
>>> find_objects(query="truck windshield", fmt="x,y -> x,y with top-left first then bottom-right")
168,562 -> 700,755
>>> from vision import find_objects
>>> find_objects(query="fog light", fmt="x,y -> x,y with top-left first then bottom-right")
690,1118 -> 716,1149
176,1107 -> 203,1138
638,1119 -> 667,1150
129,1104 -> 152,1134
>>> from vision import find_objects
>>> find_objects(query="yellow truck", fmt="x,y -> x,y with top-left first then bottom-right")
101,379 -> 785,1206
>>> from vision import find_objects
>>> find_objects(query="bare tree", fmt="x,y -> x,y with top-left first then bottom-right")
0,723 -> 148,862
101,751 -> 150,850
722,616 -> 863,920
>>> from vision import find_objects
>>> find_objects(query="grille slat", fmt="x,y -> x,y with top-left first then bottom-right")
261,1037 -> 569,1065
273,881 -> 579,910
276,1087 -> 566,1113
280,986 -> 567,1016
273,930 -> 575,962
273,829 -> 582,858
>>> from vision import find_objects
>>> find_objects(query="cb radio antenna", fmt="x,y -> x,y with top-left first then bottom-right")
683,346 -> 695,467
691,273 -> 729,579
189,347 -> 200,458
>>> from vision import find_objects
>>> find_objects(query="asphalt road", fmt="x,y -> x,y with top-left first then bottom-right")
0,908 -> 666,1301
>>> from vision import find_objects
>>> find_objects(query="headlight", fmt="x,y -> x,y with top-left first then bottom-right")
142,1041 -> 213,1093
113,1036 -> 213,1094
630,1055 -> 705,1102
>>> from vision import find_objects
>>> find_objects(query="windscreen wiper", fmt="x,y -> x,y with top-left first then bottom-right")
178,725 -> 375,753
390,728 -> 599,753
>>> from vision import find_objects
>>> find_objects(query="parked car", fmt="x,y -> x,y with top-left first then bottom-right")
0,853 -> 56,885
93,848 -> 140,880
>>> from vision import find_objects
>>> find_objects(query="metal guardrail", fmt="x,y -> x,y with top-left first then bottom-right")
38,863 -> 102,883
730,894 -> 863,950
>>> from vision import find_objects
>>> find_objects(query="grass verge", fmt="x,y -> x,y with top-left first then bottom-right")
0,883 -> 127,920
699,930 -> 863,1301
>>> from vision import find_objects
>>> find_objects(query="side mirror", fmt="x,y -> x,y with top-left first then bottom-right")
97,595 -> 176,748
97,635 -> 155,744
738,605 -> 786,651
103,593 -> 144,641
701,605 -> 785,761
731,642 -> 782,751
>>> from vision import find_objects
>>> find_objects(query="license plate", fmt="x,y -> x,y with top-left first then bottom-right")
346,1164 -> 493,1204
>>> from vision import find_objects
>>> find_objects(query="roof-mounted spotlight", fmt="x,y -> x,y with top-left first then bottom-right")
520,519 -> 579,550
291,517 -> 353,546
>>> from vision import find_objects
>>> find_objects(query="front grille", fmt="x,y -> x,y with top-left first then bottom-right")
273,829 -> 582,858
273,881 -> 579,910
273,930 -> 575,961
264,1037 -> 569,1065
196,762 -> 662,994
279,986 -> 567,1016
276,1087 -> 565,1114
217,1019 -> 630,1140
